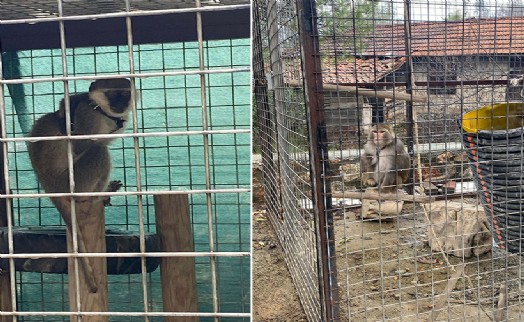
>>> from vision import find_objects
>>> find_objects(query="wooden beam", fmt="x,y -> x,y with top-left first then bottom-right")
0,81 -> 12,322
67,200 -> 108,322
0,206 -> 12,321
154,194 -> 199,322
332,191 -> 435,203
331,191 -> 476,203
0,252 -> 12,322
0,227 -> 160,274
287,79 -> 428,103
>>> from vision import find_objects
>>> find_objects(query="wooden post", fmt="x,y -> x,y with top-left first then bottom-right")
0,205 -> 12,322
0,125 -> 12,322
0,277 -> 12,322
67,200 -> 107,322
154,194 -> 199,322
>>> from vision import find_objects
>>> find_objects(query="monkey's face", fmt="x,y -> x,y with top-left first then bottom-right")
104,89 -> 132,114
89,79 -> 133,116
371,129 -> 387,146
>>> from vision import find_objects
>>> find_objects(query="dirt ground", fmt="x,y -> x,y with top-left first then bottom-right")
252,206 -> 308,322
254,201 -> 524,322
333,202 -> 524,321
252,160 -> 524,321
252,161 -> 307,321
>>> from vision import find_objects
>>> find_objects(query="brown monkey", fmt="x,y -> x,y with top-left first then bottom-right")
28,78 -> 132,293
360,124 -> 410,192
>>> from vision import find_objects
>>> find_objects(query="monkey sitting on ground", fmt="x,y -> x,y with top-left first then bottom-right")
28,78 -> 133,293
360,123 -> 411,193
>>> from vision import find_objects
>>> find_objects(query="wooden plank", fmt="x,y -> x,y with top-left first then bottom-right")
154,194 -> 199,322
0,270 -> 12,322
332,191 -> 435,203
331,191 -> 476,203
287,79 -> 428,103
0,227 -> 160,274
67,199 -> 108,322
0,204 -> 12,322
0,99 -> 12,322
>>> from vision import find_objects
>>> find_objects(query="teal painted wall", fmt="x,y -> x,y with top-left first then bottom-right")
2,39 -> 250,321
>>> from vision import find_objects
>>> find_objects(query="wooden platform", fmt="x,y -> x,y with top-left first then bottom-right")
0,226 -> 160,274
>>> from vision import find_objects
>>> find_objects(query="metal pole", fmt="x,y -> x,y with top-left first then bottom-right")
296,0 -> 339,320
252,0 -> 280,213
403,0 -> 416,193
0,45 -> 14,322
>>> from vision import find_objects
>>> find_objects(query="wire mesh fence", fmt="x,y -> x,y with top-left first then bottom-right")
0,0 -> 251,321
254,0 -> 337,320
255,0 -> 524,320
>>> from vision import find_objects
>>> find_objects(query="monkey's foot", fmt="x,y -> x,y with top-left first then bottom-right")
104,180 -> 123,206
365,178 -> 377,186
107,180 -> 123,192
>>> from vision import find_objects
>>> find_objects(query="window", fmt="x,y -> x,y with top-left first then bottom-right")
427,58 -> 457,95
507,56 -> 524,101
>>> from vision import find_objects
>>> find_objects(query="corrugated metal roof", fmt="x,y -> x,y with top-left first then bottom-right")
0,0 -> 250,50
0,0 -> 249,20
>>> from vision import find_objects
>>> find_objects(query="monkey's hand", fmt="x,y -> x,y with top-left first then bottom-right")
107,180 -> 123,192
365,178 -> 377,187
104,180 -> 123,206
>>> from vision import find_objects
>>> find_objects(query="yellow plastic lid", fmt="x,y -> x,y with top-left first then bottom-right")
461,102 -> 524,133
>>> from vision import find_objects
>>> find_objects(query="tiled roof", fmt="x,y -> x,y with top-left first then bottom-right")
362,17 -> 524,57
322,57 -> 406,84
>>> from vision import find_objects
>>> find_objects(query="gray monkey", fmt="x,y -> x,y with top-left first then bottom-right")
360,123 -> 410,192
28,78 -> 132,293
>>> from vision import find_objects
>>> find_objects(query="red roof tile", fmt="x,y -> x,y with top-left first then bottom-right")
362,17 -> 524,57
322,57 -> 406,84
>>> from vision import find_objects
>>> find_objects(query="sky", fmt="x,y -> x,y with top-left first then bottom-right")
387,0 -> 523,21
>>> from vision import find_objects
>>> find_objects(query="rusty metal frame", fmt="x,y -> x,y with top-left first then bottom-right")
252,0 -> 281,217
297,0 -> 340,320
255,0 -> 340,319
262,0 -> 326,319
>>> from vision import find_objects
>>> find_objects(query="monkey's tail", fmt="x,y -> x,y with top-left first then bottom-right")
51,197 -> 99,293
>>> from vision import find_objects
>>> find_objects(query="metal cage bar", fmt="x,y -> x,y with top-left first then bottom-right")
0,0 -> 251,320
296,0 -> 339,320
255,0 -> 524,321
